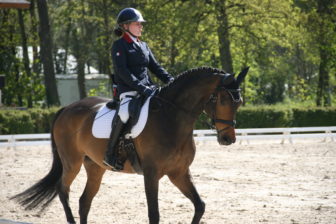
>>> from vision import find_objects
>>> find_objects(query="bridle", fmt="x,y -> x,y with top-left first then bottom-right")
152,83 -> 242,134
206,86 -> 241,133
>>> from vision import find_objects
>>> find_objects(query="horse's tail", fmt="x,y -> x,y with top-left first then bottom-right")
11,107 -> 65,211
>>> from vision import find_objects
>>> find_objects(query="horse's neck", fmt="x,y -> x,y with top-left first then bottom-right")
156,73 -> 220,143
163,74 -> 220,120
177,76 -> 219,114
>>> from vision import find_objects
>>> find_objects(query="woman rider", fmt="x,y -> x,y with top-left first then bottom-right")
103,8 -> 174,170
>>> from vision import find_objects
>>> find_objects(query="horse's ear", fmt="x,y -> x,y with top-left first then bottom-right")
220,73 -> 235,85
236,66 -> 250,86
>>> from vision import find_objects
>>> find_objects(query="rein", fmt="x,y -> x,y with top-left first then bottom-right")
154,86 -> 241,134
153,95 -> 196,116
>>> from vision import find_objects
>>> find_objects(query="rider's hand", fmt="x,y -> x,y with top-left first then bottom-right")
149,85 -> 158,91
167,77 -> 174,84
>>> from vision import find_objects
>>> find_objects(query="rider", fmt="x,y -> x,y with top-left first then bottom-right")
103,8 -> 174,170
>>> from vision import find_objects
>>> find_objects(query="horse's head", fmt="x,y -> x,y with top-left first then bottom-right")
204,67 -> 249,145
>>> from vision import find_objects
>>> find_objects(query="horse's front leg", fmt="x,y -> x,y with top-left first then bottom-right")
168,169 -> 205,224
143,166 -> 160,224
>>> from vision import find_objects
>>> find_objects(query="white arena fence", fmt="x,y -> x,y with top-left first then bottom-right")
0,126 -> 335,148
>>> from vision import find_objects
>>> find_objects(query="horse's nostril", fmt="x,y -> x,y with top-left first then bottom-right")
218,135 -> 232,145
223,136 -> 231,143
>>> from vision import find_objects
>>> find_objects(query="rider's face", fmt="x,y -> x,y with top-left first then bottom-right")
126,22 -> 143,37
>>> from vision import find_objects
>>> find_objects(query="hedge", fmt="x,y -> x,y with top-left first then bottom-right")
236,106 -> 293,128
198,106 -> 336,129
291,107 -> 336,127
238,106 -> 336,128
0,107 -> 59,134
0,106 -> 335,134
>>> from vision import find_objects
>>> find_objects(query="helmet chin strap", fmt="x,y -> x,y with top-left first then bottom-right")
126,30 -> 138,38
119,25 -> 138,38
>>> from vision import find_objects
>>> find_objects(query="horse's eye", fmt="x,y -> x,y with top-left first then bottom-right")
220,92 -> 231,104
210,95 -> 217,103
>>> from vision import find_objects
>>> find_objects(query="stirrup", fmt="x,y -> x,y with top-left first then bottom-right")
103,157 -> 123,171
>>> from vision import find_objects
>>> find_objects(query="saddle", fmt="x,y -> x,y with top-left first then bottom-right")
92,95 -> 152,139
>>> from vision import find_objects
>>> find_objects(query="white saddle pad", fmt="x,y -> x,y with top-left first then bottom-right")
92,97 -> 151,139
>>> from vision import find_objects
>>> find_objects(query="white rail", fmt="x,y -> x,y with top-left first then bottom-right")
0,133 -> 50,147
0,127 -> 335,148
194,126 -> 336,144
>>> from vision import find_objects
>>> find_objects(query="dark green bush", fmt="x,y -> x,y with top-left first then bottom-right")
0,106 -> 335,134
0,110 -> 35,134
291,107 -> 336,127
0,107 -> 59,134
29,107 -> 59,133
236,106 -> 293,128
195,106 -> 336,129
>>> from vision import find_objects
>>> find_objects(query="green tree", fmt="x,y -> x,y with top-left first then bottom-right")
37,0 -> 60,106
1,0 -> 334,107
293,0 -> 336,106
0,8 -> 45,107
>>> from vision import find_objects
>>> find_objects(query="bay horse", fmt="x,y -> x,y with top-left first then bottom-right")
12,66 -> 249,224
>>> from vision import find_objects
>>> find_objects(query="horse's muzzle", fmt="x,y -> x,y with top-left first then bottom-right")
217,134 -> 236,145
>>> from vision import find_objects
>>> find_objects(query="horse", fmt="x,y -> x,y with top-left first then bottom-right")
11,66 -> 249,224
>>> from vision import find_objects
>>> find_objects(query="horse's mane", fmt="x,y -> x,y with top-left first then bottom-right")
174,66 -> 227,84
160,66 -> 227,96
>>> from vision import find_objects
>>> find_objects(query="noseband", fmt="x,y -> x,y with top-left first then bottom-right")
207,87 -> 241,133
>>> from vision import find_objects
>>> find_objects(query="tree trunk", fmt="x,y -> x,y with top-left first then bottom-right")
53,46 -> 60,74
63,22 -> 71,74
101,0 -> 113,76
215,0 -> 234,74
100,0 -> 113,93
12,46 -> 23,106
29,0 -> 40,74
36,0 -> 60,106
77,58 -> 87,99
315,0 -> 332,106
316,46 -> 330,106
17,9 -> 33,107
2,12 -> 14,105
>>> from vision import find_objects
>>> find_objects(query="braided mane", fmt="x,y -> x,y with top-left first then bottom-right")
172,66 -> 226,85
160,66 -> 227,95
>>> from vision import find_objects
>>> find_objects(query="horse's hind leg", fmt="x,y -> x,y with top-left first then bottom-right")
79,157 -> 106,224
168,169 -> 205,224
57,152 -> 84,224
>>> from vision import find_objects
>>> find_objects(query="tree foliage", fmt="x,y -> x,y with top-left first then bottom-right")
0,0 -> 335,107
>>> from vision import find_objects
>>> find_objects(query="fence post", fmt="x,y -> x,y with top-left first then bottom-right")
239,133 -> 249,145
281,131 -> 292,144
324,130 -> 335,142
8,135 -> 16,150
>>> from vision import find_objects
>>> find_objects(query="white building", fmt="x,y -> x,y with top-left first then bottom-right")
56,73 -> 111,106
17,47 -> 112,106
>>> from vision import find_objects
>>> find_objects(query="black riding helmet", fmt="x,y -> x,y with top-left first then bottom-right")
117,8 -> 146,25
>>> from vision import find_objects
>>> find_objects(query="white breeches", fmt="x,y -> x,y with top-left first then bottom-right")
118,91 -> 139,123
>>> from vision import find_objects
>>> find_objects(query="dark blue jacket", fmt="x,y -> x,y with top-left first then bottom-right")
111,34 -> 173,95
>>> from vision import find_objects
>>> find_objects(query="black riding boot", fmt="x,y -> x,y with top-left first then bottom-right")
103,114 -> 125,170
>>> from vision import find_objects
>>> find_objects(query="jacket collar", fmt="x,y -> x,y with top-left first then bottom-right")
122,33 -> 140,43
